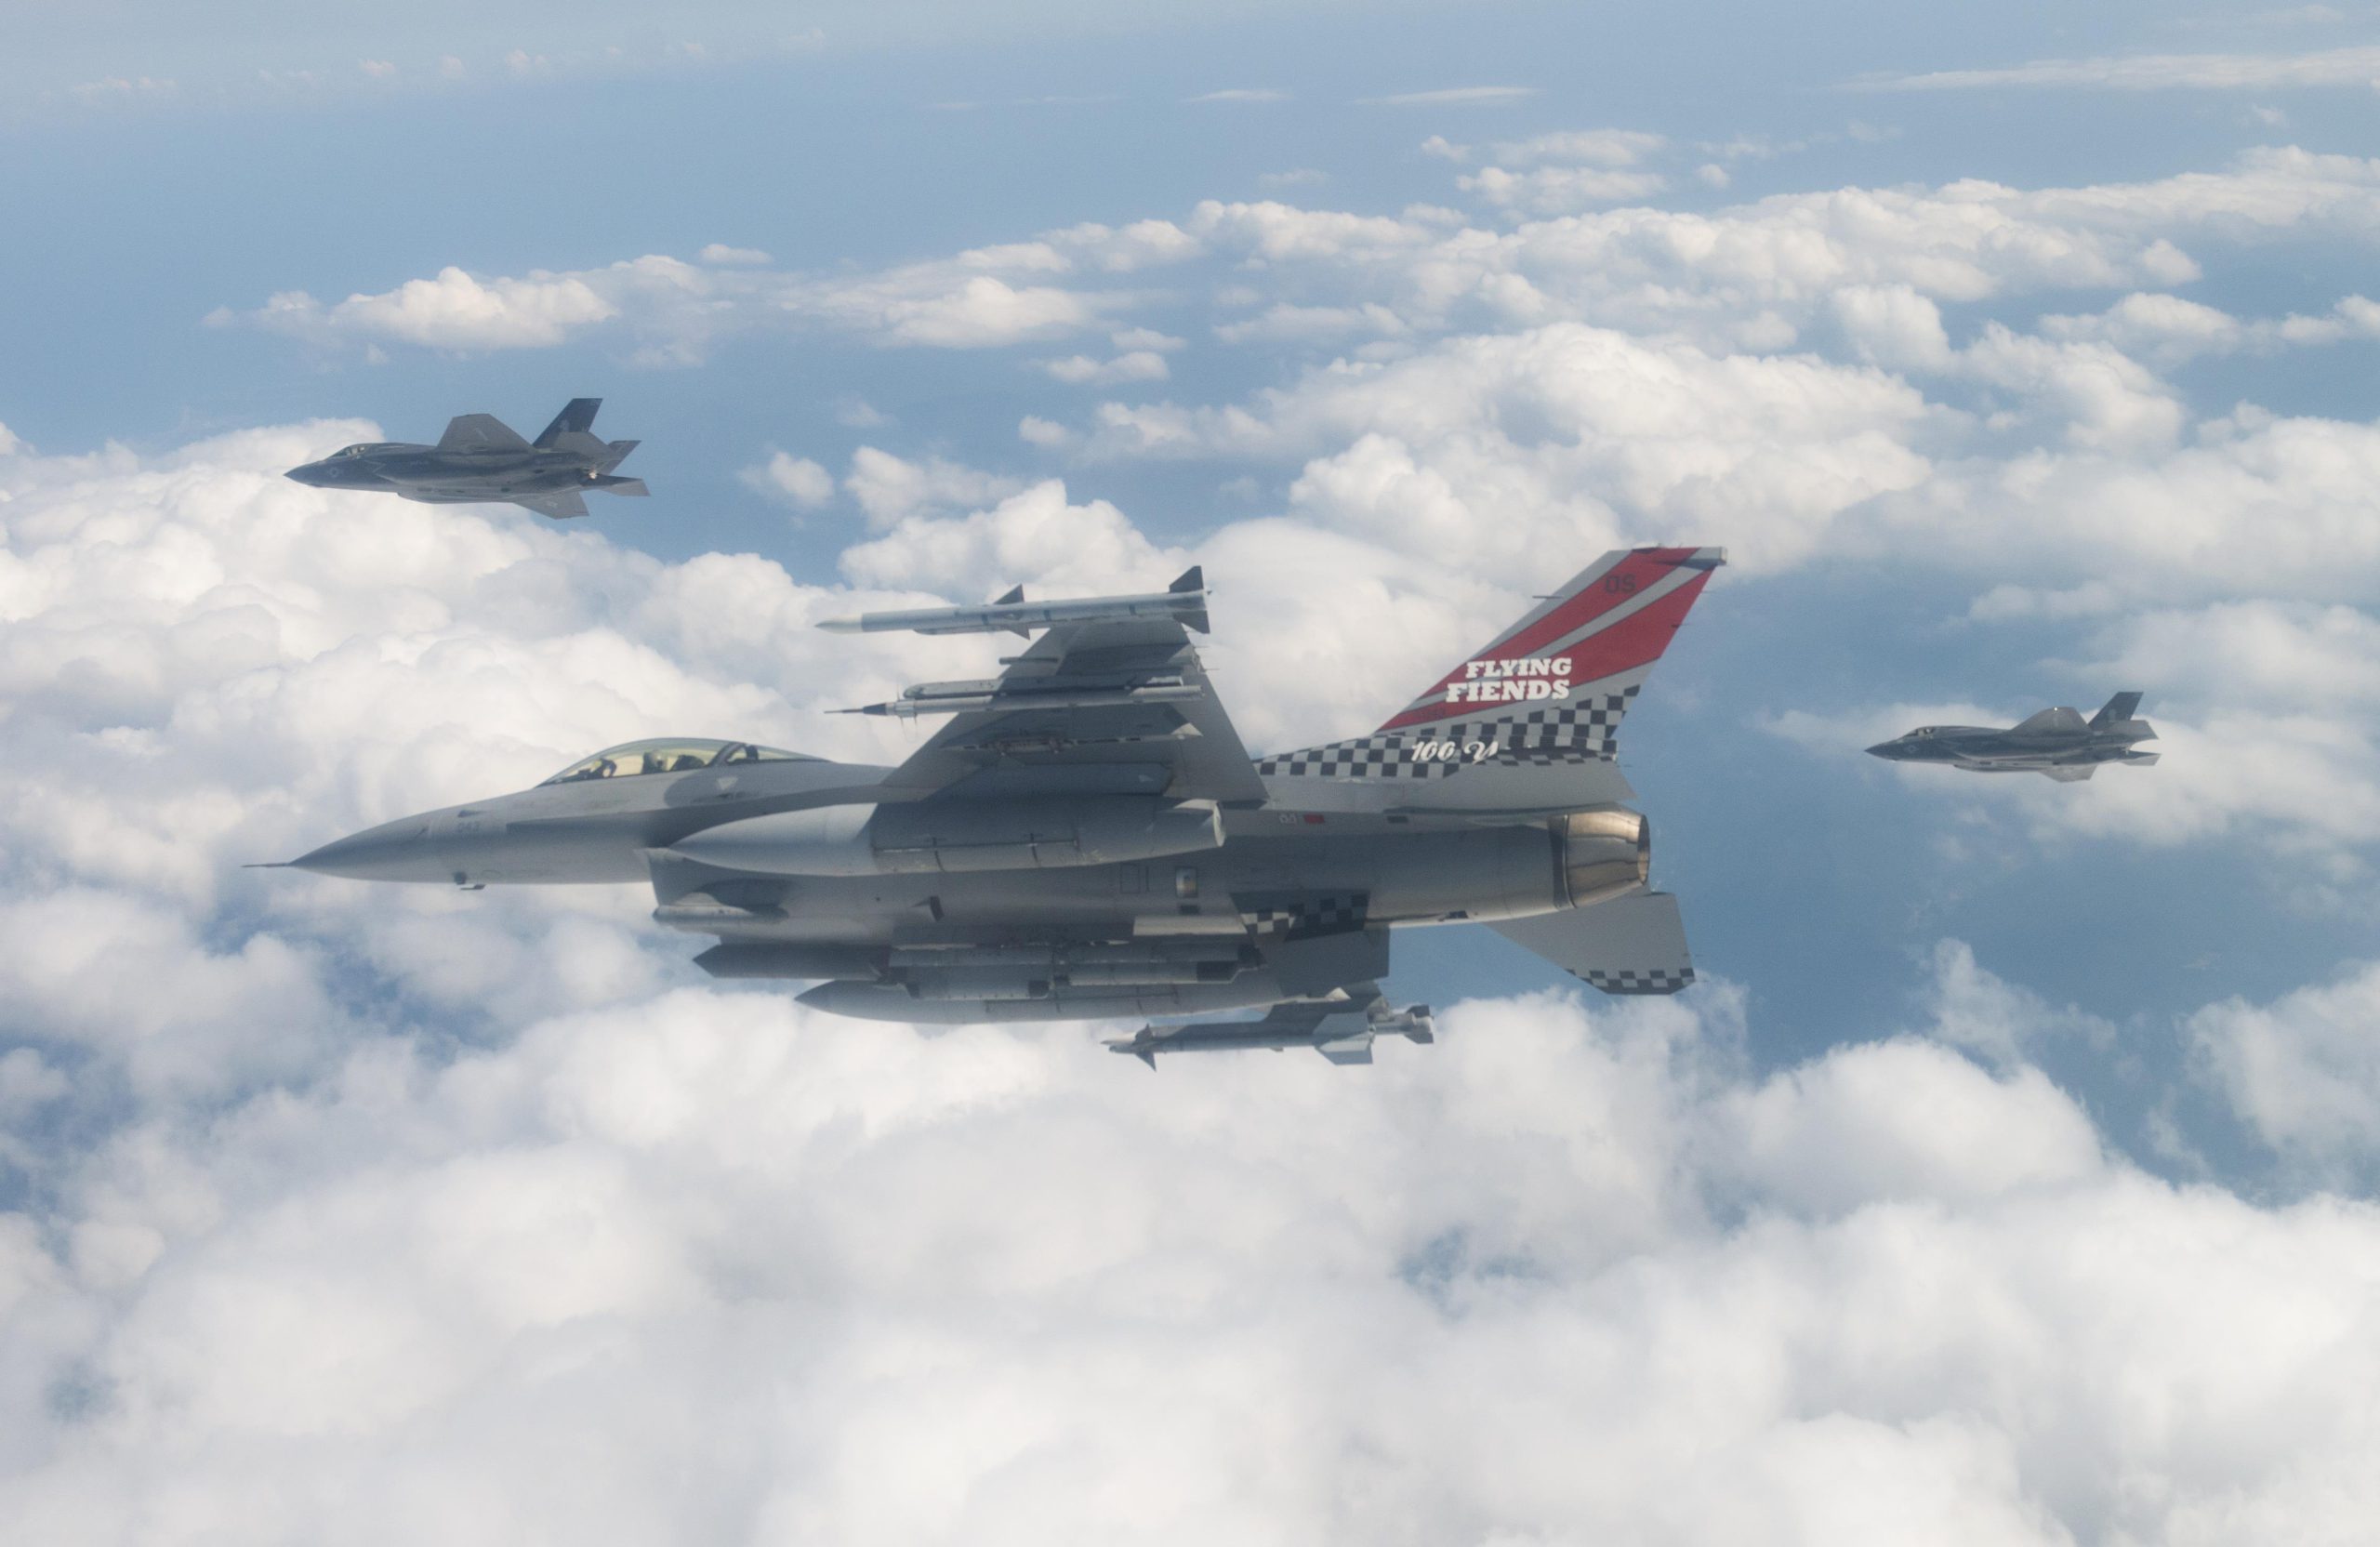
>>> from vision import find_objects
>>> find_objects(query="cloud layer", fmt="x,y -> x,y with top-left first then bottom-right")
4,416 -> 2380,1540
21,115 -> 2380,1541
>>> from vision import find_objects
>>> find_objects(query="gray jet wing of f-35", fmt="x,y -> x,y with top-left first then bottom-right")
1867,692 -> 2160,781
284,398 -> 647,520
271,549 -> 1729,1065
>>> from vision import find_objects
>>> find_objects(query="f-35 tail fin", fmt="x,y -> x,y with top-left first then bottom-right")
534,398 -> 602,449
2090,691 -> 2145,730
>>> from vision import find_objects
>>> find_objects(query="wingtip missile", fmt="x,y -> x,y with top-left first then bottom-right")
814,575 -> 1212,638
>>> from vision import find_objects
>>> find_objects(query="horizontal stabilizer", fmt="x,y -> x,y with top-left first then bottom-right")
1488,891 -> 1695,996
593,476 -> 649,496
535,398 -> 602,448
512,489 -> 590,520
437,414 -> 532,454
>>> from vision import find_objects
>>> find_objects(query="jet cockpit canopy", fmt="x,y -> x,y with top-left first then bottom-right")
541,737 -> 813,785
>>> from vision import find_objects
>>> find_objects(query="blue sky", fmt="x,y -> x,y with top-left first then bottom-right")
6,3 -> 2380,1540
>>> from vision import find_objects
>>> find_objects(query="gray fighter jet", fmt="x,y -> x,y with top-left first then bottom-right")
1867,693 -> 2158,782
270,548 -> 1725,1064
284,399 -> 646,520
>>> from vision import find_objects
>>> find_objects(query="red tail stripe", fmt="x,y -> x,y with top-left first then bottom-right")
1489,548 -> 1696,666
1379,567 -> 1712,731
1376,549 -> 1703,730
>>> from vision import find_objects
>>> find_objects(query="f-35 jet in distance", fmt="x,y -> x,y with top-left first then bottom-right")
271,549 -> 1725,1065
284,398 -> 645,520
1867,693 -> 2158,782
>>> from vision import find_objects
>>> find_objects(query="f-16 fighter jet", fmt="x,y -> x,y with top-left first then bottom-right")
284,399 -> 645,520
271,549 -> 1725,1064
1867,693 -> 2159,782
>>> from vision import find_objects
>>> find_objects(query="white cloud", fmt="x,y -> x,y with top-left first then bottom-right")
1211,301 -> 1410,344
1459,164 -> 1668,215
1110,326 -> 1184,351
8,424 -> 2380,1540
740,450 -> 836,509
2193,962 -> 2380,1175
221,219 -> 1202,359
1360,85 -> 1540,106
1090,321 -> 1937,577
1186,87 -> 1289,103
870,273 -> 1102,346
1867,43 -> 2380,92
840,445 -> 1025,526
2040,291 -> 2380,364
1038,349 -> 1170,385
1831,283 -> 1955,369
1017,415 -> 1074,448
1921,939 -> 2117,1068
1485,128 -> 1666,166
1185,198 -> 1440,262
839,480 -> 1187,602
1870,408 -> 2380,603
240,265 -> 618,350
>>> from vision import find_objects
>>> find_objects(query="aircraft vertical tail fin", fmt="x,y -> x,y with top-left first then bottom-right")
534,398 -> 602,449
1170,565 -> 1210,635
1254,547 -> 1724,800
2090,691 -> 2145,730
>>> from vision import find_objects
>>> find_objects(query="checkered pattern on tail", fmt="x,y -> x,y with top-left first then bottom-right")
1254,688 -> 1639,780
1236,892 -> 1368,939
1583,965 -> 1694,995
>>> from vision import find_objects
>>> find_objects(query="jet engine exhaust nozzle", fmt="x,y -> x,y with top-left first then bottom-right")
1554,808 -> 1650,909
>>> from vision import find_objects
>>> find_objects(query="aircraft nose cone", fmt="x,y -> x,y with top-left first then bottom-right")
1866,741 -> 1901,760
290,818 -> 443,880
285,463 -> 328,486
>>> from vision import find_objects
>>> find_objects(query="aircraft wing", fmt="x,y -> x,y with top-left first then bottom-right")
437,414 -> 534,453
880,617 -> 1270,804
513,489 -> 590,520
1488,891 -> 1696,995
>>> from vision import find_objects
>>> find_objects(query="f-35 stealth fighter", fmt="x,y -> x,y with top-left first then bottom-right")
1867,693 -> 2158,782
273,549 -> 1725,1064
284,399 -> 645,520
